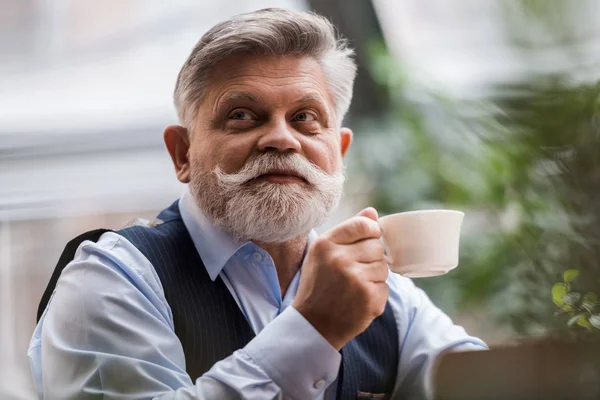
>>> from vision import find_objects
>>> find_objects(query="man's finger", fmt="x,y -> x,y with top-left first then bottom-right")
345,238 -> 385,263
357,207 -> 378,222
324,216 -> 382,244
353,260 -> 389,283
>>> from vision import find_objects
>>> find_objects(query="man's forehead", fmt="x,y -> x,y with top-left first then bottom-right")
202,55 -> 335,110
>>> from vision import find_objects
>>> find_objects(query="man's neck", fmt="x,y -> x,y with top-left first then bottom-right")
255,235 -> 308,298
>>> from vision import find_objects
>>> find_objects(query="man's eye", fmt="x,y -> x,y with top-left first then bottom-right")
293,112 -> 316,122
230,111 -> 253,120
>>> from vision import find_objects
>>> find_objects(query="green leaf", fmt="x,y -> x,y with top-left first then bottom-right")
563,269 -> 579,283
582,293 -> 597,312
563,292 -> 581,306
568,313 -> 586,326
552,283 -> 569,306
590,315 -> 600,329
577,317 -> 593,329
582,302 -> 596,313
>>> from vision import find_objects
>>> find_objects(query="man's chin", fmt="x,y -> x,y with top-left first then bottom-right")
190,177 -> 340,243
221,201 -> 325,243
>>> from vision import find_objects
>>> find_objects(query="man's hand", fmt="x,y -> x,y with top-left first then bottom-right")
293,207 -> 389,350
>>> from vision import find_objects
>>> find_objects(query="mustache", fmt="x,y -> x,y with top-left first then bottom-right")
213,153 -> 344,188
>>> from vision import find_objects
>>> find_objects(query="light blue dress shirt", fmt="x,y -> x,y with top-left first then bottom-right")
29,188 -> 486,400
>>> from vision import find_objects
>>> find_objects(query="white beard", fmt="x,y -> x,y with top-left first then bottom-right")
190,152 -> 345,243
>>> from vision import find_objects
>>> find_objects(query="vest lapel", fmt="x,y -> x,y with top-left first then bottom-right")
119,202 -> 255,378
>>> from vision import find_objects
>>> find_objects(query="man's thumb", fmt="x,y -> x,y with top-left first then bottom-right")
357,207 -> 379,222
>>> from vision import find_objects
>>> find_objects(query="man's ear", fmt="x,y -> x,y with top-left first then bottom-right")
340,127 -> 353,158
164,125 -> 191,183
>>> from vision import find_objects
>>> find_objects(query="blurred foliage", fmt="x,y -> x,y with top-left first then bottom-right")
351,0 -> 600,338
552,269 -> 600,331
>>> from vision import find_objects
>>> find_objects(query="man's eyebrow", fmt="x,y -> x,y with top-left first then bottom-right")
215,92 -> 263,109
292,93 -> 329,108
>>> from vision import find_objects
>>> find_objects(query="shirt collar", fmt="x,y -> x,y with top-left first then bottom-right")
179,187 -> 245,281
178,186 -> 318,281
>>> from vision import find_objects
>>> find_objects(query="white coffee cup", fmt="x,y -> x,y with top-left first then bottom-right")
379,210 -> 465,278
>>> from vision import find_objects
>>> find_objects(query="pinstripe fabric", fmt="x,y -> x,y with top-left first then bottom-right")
119,201 -> 399,398
118,202 -> 256,379
338,302 -> 399,399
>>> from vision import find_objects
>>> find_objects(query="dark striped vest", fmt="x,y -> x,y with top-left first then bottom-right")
39,201 -> 399,399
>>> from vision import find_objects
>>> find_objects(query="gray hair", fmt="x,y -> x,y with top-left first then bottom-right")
173,8 -> 357,130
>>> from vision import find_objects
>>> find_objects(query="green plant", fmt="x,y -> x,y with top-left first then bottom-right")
357,39 -> 600,338
553,269 -> 600,330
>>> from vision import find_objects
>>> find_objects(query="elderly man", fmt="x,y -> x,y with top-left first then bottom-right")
29,8 -> 485,400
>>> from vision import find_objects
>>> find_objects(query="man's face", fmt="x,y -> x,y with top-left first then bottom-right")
165,54 -> 353,243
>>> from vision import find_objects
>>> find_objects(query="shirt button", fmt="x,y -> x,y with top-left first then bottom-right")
314,379 -> 326,390
252,252 -> 262,262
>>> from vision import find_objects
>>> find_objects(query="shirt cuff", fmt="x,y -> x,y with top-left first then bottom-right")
243,306 -> 341,400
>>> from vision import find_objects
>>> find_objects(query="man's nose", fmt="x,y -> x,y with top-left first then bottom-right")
256,120 -> 302,153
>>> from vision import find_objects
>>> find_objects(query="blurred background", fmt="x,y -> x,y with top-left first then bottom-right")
2,0 -> 600,398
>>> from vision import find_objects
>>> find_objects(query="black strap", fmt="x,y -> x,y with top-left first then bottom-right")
37,229 -> 112,322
